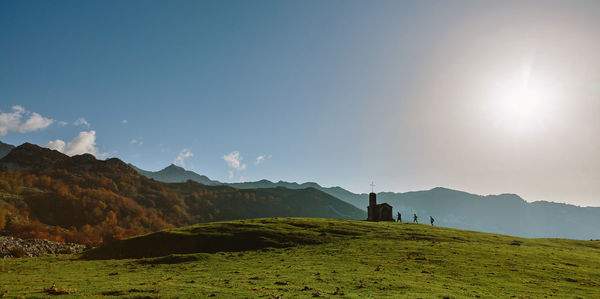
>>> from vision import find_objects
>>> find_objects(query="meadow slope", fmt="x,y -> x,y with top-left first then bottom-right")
1,218 -> 600,298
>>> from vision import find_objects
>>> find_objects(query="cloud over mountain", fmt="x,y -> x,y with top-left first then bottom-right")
223,151 -> 245,170
174,148 -> 193,167
223,150 -> 247,180
45,130 -> 103,157
0,105 -> 54,135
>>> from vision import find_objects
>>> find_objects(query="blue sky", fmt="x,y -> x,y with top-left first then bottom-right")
1,1 -> 600,206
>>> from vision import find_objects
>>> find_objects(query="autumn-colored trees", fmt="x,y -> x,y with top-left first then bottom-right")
0,155 -> 361,246
0,169 -> 178,246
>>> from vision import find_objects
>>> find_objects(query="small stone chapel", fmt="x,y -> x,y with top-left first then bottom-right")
366,182 -> 394,222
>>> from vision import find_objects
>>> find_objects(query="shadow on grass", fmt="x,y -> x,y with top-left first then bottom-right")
101,288 -> 159,296
138,253 -> 210,265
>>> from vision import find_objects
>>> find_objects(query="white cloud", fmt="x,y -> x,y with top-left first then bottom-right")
58,121 -> 68,126
45,130 -> 104,157
223,151 -> 246,170
255,154 -> 271,165
65,131 -> 99,156
174,148 -> 193,167
223,150 -> 247,181
20,113 -> 54,133
46,139 -> 66,152
73,117 -> 90,127
0,105 -> 54,136
121,120 -> 127,124
130,137 -> 143,145
256,156 -> 265,165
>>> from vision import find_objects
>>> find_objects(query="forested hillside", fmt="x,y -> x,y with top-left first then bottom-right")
0,143 -> 365,246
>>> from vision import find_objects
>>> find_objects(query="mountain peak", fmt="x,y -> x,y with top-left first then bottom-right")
0,142 -> 68,170
257,179 -> 273,183
131,164 -> 221,186
71,153 -> 96,161
163,164 -> 183,171
302,182 -> 321,188
0,142 -> 137,177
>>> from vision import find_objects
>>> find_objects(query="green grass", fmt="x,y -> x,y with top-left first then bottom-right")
1,218 -> 600,298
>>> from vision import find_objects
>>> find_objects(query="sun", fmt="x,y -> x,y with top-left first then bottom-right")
487,65 -> 556,133
503,85 -> 541,120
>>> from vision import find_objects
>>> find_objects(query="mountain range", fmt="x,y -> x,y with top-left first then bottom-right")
132,162 -> 600,240
0,140 -> 599,241
130,164 -> 364,205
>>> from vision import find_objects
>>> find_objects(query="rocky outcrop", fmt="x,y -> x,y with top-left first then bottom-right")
0,236 -> 87,258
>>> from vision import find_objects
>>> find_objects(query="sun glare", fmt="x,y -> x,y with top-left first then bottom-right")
504,86 -> 541,120
487,65 -> 558,133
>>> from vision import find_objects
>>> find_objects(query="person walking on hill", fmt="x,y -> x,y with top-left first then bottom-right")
430,216 -> 435,226
397,212 -> 402,223
413,213 -> 418,223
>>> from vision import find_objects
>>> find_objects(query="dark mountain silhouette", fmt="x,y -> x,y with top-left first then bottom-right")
129,163 -> 221,186
0,142 -> 69,170
0,141 -> 15,159
132,166 -> 600,240
0,143 -> 365,245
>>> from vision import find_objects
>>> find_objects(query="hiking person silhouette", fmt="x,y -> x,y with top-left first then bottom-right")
413,213 -> 418,223
397,212 -> 402,223
430,216 -> 435,226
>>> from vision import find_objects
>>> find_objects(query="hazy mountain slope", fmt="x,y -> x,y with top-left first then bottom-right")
0,144 -> 365,245
232,182 -> 600,239
129,163 -> 221,185
378,187 -> 600,239
0,141 -> 15,159
228,180 -> 364,207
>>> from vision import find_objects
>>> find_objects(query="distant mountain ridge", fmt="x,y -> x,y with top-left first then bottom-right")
128,163 -> 221,186
377,187 -> 600,239
0,141 -> 15,159
130,164 -> 363,205
228,179 -> 363,206
131,164 -> 600,240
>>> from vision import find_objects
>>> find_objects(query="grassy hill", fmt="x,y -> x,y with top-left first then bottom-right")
2,218 -> 599,297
